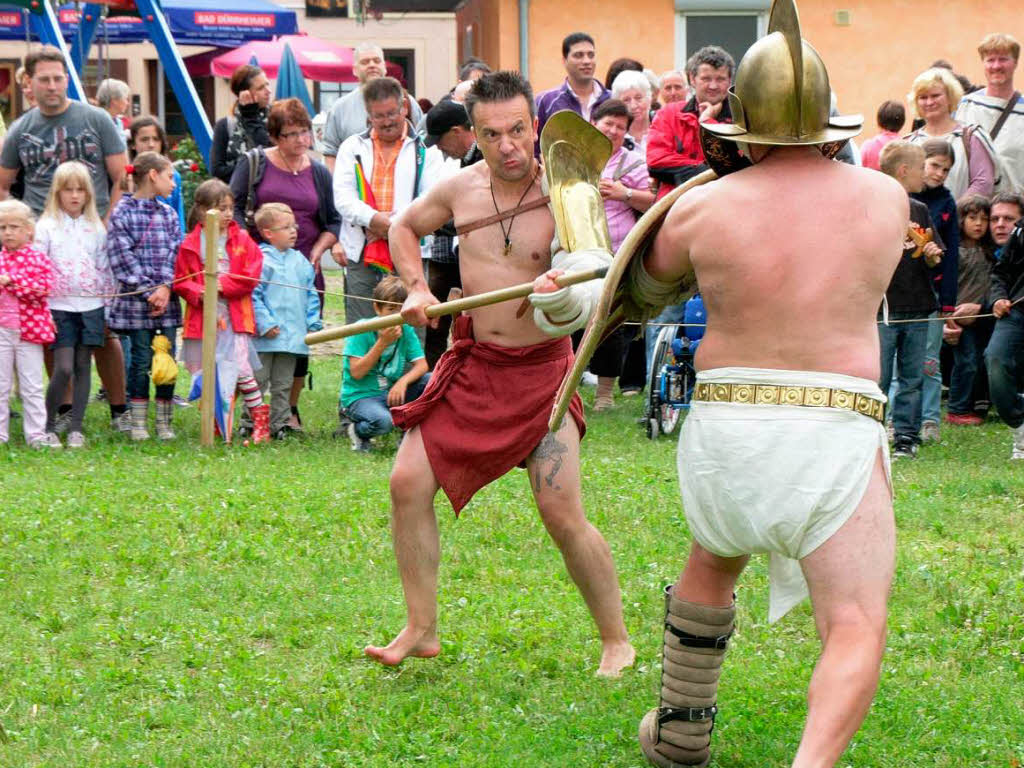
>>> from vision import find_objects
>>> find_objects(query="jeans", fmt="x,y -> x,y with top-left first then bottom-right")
879,314 -> 929,443
125,328 -> 176,402
346,373 -> 430,439
984,311 -> 1024,429
948,317 -> 993,415
921,312 -> 943,424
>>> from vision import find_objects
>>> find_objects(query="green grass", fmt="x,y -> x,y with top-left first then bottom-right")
1,358 -> 1023,767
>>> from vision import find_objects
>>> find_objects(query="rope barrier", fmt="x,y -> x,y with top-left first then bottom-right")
57,270 -> 1024,328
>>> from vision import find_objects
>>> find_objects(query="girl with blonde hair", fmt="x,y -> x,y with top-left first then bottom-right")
34,161 -> 111,447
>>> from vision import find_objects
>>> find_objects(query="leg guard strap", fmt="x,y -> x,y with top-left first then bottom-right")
664,622 -> 732,650
657,705 -> 718,726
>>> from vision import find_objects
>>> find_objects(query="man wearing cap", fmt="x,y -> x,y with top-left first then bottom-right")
421,100 -> 483,367
629,1 -> 907,766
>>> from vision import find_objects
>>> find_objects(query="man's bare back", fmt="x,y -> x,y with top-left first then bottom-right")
650,147 -> 909,379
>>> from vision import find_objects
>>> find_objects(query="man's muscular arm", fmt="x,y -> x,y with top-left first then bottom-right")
389,176 -> 457,327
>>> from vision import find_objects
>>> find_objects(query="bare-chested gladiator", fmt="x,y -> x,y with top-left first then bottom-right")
364,71 -> 635,677
626,1 -> 909,766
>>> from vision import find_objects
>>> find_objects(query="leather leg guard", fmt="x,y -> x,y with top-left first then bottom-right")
639,585 -> 735,768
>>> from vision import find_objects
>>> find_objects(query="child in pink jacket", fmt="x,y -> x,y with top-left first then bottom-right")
0,199 -> 55,448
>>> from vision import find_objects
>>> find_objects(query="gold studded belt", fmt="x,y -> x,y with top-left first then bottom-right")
692,382 -> 886,423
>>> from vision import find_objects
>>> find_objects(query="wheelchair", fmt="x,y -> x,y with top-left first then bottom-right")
643,294 -> 706,439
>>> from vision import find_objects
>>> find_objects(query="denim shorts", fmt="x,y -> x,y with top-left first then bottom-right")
51,307 -> 106,349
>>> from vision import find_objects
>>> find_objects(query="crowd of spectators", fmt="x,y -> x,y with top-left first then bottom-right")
1,30 -> 1023,459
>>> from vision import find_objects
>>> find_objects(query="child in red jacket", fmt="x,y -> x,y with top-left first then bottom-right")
0,200 -> 56,448
174,179 -> 268,442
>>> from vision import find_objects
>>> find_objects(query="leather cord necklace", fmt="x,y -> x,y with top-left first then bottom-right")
488,167 -> 540,257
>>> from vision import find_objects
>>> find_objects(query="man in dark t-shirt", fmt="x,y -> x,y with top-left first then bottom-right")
0,46 -> 126,218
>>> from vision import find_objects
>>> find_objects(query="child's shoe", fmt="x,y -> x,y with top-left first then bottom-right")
250,404 -> 271,444
348,422 -> 371,452
155,399 -> 176,441
111,410 -> 132,434
66,431 -> 85,449
130,400 -> 150,441
31,432 -> 63,449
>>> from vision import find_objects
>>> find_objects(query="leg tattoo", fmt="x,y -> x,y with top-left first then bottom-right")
532,432 -> 568,491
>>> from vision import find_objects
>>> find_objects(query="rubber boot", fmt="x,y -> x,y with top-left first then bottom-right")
129,399 -> 150,441
250,404 -> 271,444
639,585 -> 735,768
154,398 -> 175,441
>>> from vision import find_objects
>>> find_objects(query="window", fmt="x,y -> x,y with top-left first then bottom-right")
674,8 -> 767,70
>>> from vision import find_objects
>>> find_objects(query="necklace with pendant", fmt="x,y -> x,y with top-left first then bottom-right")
489,166 -> 538,257
280,150 -> 303,176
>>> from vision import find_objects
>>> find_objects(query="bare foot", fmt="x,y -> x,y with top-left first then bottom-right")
596,640 -> 636,678
364,625 -> 441,667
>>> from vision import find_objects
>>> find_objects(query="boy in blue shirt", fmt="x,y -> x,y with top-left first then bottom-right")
341,276 -> 430,451
251,203 -> 323,439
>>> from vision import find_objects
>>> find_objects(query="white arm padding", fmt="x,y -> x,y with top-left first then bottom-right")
529,246 -> 611,337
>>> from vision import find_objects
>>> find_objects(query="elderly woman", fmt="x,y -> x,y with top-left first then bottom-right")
586,98 -> 654,410
906,67 -> 999,199
611,70 -> 654,155
211,64 -> 273,182
231,98 -> 340,434
96,78 -> 131,138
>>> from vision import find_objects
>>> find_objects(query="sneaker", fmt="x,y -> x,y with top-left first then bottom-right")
236,425 -> 253,439
66,431 -> 85,448
273,426 -> 293,441
1012,424 -> 1024,460
91,388 -> 108,403
173,394 -> 192,409
921,421 -> 941,443
892,439 -> 918,459
31,432 -> 63,450
620,387 -> 641,397
348,422 -> 371,452
332,412 -> 353,440
111,411 -> 132,434
945,412 -> 984,426
52,411 -> 72,435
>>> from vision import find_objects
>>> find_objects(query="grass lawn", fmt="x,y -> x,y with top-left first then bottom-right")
1,351 -> 1022,767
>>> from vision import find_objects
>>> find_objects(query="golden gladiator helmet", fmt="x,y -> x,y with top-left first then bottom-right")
700,0 -> 862,172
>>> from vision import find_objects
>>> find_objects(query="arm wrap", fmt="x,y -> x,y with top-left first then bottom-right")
625,254 -> 693,320
529,246 -> 611,337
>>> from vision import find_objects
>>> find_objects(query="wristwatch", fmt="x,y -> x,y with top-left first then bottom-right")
625,188 -> 633,201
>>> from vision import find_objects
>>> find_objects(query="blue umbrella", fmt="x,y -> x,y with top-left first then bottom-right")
274,42 -> 314,115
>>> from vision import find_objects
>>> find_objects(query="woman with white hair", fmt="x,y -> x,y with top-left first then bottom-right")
612,70 -> 653,155
905,67 -> 999,199
96,78 -> 131,139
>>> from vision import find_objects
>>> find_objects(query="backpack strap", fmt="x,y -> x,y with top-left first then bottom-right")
989,91 -> 1021,140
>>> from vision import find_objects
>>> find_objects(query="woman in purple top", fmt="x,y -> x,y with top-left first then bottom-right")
231,98 -> 341,432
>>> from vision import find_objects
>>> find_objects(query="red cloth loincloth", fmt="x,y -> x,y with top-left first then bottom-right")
391,315 -> 586,515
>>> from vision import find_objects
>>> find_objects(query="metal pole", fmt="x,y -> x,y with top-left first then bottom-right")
135,0 -> 213,164
199,210 -> 219,446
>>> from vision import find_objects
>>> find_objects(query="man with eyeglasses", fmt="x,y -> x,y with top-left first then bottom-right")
333,76 -> 442,325
322,42 -> 423,174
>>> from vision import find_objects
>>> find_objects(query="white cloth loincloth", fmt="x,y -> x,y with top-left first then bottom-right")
679,367 -> 892,623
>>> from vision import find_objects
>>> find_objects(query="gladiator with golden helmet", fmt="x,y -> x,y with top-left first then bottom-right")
552,0 -> 909,765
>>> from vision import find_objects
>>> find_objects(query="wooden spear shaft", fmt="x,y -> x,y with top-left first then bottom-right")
199,210 -> 219,446
305,266 -> 608,345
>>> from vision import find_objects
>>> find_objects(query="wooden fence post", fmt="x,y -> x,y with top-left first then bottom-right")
199,210 -> 219,446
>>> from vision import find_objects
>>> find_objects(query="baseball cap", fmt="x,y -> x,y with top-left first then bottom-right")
424,99 -> 471,147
